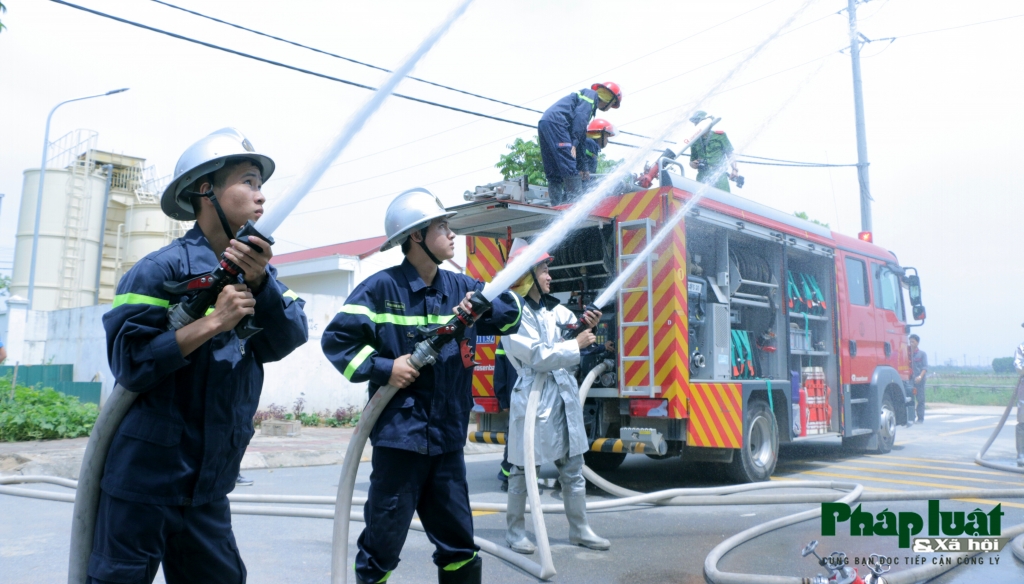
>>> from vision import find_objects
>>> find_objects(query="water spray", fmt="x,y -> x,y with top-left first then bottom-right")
254,0 -> 474,236
481,0 -> 818,304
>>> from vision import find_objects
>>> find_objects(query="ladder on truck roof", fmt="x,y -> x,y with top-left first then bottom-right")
617,219 -> 659,397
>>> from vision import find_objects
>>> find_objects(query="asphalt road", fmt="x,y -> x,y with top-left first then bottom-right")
2,405 -> 1022,584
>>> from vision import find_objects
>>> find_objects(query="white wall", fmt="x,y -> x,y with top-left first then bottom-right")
260,293 -> 368,413
43,304 -> 114,399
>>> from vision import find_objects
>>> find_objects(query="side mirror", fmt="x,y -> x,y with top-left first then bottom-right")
913,305 -> 926,321
907,275 -> 922,307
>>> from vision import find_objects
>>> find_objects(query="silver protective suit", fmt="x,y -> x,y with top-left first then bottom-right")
502,298 -> 588,467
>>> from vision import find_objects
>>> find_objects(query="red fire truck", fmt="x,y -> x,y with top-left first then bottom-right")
452,172 -> 926,482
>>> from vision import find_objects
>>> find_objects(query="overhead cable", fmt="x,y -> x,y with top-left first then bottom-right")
893,12 -> 1024,40
51,0 -> 857,169
149,0 -> 782,145
149,0 -> 542,115
51,1 -> 538,128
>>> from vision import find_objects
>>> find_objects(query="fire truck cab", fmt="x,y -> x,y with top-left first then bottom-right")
453,172 -> 926,483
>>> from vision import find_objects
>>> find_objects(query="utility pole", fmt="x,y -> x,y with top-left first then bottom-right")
847,0 -> 872,234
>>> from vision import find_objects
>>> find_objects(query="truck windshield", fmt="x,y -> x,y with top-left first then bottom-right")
874,266 -> 904,321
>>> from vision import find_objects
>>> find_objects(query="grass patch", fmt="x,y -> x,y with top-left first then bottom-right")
0,378 -> 99,441
927,373 -> 1020,406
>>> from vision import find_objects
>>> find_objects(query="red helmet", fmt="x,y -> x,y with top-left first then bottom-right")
587,118 -> 617,137
591,81 -> 622,109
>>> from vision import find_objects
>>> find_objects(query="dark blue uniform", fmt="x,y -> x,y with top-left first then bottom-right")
322,259 -> 521,583
538,89 -> 599,202
493,346 -> 517,481
91,225 -> 308,584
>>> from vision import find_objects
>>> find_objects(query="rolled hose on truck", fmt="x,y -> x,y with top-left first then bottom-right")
21,365 -> 1022,582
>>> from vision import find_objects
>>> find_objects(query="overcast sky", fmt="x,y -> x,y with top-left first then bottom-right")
1,0 -> 1022,366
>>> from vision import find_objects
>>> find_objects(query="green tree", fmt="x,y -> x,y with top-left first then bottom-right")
597,154 -> 623,174
496,137 -> 547,185
992,357 -> 1015,374
0,2 -> 7,34
496,137 -> 624,185
794,211 -> 829,228
0,274 -> 10,297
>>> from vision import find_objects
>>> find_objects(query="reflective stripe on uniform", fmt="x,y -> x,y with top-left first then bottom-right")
283,289 -> 300,301
112,294 -> 170,308
345,345 -> 375,381
499,293 -> 522,332
576,91 -> 594,105
443,552 -> 478,572
338,304 -> 456,326
495,348 -> 505,355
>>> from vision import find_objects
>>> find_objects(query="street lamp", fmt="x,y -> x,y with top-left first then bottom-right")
26,88 -> 129,309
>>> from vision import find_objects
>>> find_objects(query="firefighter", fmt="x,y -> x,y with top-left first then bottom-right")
501,238 -> 610,554
688,110 -> 739,192
579,119 -> 617,188
539,82 -> 622,205
1013,326 -> 1024,467
321,188 -> 523,584
92,128 -> 309,583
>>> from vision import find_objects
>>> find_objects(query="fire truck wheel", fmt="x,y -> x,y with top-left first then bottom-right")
583,450 -> 627,471
875,393 -> 896,454
729,399 -> 779,483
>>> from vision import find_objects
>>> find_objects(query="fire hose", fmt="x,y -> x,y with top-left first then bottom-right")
974,377 -> 1024,475
9,360 -> 1022,582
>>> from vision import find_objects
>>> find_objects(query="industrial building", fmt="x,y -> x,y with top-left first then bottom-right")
9,129 -> 189,311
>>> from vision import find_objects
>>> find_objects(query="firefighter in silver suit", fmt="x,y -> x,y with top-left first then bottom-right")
500,238 -> 610,554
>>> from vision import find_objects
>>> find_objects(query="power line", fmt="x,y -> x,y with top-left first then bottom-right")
149,0 -> 542,115
51,0 -> 860,175
50,0 -> 545,129
47,0 -> 652,149
893,12 -> 1024,40
150,0 -> 780,145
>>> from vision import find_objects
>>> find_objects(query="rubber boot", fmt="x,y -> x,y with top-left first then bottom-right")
1016,422 -> 1024,468
562,175 -> 583,203
505,480 -> 537,554
564,491 -> 610,550
548,181 -> 565,206
438,554 -> 482,584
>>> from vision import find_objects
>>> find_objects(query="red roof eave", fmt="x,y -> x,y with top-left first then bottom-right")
271,235 -> 388,265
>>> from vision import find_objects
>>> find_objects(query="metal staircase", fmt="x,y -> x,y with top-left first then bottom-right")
617,219 -> 659,397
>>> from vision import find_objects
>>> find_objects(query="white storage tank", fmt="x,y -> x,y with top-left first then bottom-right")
11,167 -> 108,311
118,202 -> 177,277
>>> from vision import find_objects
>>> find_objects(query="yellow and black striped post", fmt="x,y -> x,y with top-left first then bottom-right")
589,438 -> 650,454
467,431 -> 506,445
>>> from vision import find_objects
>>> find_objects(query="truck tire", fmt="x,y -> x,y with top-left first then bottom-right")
583,450 -> 627,471
875,393 -> 896,454
729,399 -> 779,483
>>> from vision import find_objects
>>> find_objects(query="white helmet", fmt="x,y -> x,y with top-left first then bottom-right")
380,188 -> 457,252
161,127 -> 275,221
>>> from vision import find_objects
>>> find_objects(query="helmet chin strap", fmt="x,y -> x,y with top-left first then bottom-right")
185,186 -> 236,242
206,192 -> 237,242
416,226 -> 443,266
